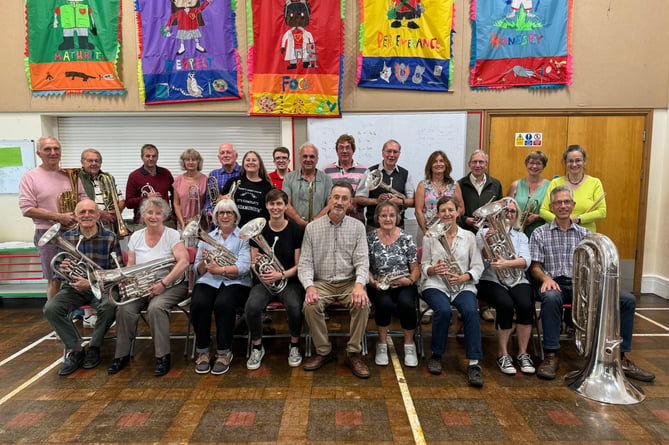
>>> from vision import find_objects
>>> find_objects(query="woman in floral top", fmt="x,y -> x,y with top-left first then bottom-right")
367,201 -> 420,368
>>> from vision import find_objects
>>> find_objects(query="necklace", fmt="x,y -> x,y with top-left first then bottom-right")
567,174 -> 584,185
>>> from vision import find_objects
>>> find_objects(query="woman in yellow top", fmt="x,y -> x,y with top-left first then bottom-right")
540,145 -> 606,232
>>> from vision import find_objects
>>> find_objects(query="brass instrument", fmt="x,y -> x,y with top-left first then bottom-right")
185,184 -> 202,226
56,168 -> 81,229
38,223 -> 103,285
565,233 -> 645,405
140,183 -> 156,197
518,198 -> 538,233
425,221 -> 465,295
474,198 -> 523,287
227,179 -> 240,200
365,169 -> 407,200
238,218 -> 287,295
377,270 -> 411,291
182,220 -> 238,267
307,180 -> 314,222
98,173 -> 131,238
207,176 -> 220,205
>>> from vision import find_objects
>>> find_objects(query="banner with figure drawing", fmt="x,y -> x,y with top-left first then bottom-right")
357,0 -> 454,92
136,0 -> 242,104
24,0 -> 125,95
247,0 -> 343,117
470,0 -> 573,89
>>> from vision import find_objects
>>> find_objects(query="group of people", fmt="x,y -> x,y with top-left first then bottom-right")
18,135 -> 654,387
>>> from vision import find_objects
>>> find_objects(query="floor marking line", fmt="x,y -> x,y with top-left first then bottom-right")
0,332 -> 55,368
388,338 -> 426,445
635,312 -> 669,331
0,357 -> 62,407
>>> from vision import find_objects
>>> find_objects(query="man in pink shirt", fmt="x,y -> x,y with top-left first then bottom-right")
18,137 -> 87,299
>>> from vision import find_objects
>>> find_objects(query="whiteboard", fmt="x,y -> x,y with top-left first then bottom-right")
0,140 -> 36,194
308,112 -> 468,219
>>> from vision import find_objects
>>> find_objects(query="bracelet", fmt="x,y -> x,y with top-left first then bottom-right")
281,271 -> 286,280
160,280 -> 167,288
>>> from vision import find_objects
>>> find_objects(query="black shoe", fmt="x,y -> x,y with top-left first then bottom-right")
82,346 -> 101,369
622,357 -> 655,382
59,350 -> 84,376
107,356 -> 130,375
427,355 -> 442,375
154,354 -> 171,376
467,364 -> 484,387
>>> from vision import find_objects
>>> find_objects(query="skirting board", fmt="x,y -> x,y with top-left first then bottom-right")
641,274 -> 669,299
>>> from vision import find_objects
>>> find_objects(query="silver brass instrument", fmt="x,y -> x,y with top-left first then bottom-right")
140,183 -> 156,197
185,184 -> 202,226
425,222 -> 464,295
518,198 -> 538,233
98,173 -> 131,238
182,220 -> 238,267
365,169 -> 407,200
38,223 -> 103,285
227,179 -> 240,200
474,198 -> 523,287
56,168 -> 81,229
565,233 -> 645,405
377,270 -> 411,291
207,176 -> 220,204
238,218 -> 287,295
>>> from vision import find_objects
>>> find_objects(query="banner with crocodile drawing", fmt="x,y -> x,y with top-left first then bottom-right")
136,0 -> 241,104
247,0 -> 343,117
24,0 -> 125,95
356,0 -> 454,92
470,0 -> 573,89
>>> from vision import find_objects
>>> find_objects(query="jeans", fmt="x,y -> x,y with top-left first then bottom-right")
245,281 -> 304,341
421,288 -> 482,359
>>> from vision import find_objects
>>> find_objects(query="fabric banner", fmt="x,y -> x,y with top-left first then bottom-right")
136,0 -> 242,104
357,0 -> 454,92
247,0 -> 343,117
24,0 -> 125,95
470,0 -> 572,89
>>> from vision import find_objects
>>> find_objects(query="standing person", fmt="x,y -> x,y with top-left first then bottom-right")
530,186 -> 653,382
125,144 -> 175,228
204,142 -> 242,218
322,134 -> 367,222
458,151 -> 503,234
19,136 -> 87,299
108,197 -> 189,377
420,196 -> 485,386
269,146 -> 292,189
43,199 -> 121,375
539,145 -> 606,233
355,139 -> 415,230
507,150 -> 550,237
78,148 -> 126,233
221,151 -> 273,227
244,189 -> 305,369
282,143 -> 333,229
191,199 -> 252,375
367,201 -> 420,368
173,148 -> 207,231
299,182 -> 371,379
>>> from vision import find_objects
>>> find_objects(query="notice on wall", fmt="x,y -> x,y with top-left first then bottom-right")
515,133 -> 543,147
0,140 -> 36,194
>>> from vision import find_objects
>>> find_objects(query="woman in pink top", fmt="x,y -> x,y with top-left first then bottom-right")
173,149 -> 207,230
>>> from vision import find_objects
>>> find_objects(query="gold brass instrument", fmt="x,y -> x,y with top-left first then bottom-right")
56,168 -> 81,229
185,184 -> 202,226
307,180 -> 314,222
140,183 -> 156,197
98,173 -> 131,238
474,198 -> 523,287
238,217 -> 287,295
377,270 -> 411,291
518,198 -> 538,233
182,220 -> 238,267
565,233 -> 645,405
38,223 -> 103,285
425,221 -> 465,295
365,169 -> 407,200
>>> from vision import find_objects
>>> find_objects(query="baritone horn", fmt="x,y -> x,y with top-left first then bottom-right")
565,233 -> 645,405
38,223 -> 103,285
365,169 -> 407,200
56,168 -> 81,229
518,198 -> 538,233
98,173 -> 131,237
182,220 -> 238,267
425,222 -> 464,295
238,218 -> 287,295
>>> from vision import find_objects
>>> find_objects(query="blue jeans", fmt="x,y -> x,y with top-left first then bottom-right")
538,279 -> 635,352
421,288 -> 482,359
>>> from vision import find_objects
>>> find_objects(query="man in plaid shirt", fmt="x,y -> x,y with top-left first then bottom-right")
43,199 -> 122,376
204,143 -> 241,218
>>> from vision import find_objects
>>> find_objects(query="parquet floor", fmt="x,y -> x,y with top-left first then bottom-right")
0,295 -> 667,444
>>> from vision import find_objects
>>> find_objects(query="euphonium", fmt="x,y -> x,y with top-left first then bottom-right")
518,198 -> 538,233
56,168 -> 81,229
365,169 -> 407,200
98,173 -> 131,238
425,221 -> 464,295
207,176 -> 220,204
238,218 -> 287,295
377,270 -> 411,291
227,179 -> 240,200
182,220 -> 238,267
38,223 -> 103,284
140,183 -> 156,197
565,233 -> 645,405
474,197 -> 523,287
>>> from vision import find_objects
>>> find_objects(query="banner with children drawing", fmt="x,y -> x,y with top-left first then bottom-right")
357,0 -> 454,92
247,0 -> 343,117
136,0 -> 242,104
470,0 -> 573,89
24,0 -> 125,95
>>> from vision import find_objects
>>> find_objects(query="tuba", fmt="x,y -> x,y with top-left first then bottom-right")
56,168 -> 81,229
98,173 -> 131,238
38,223 -> 103,284
182,220 -> 238,267
238,218 -> 287,295
474,198 -> 523,287
518,198 -> 539,233
365,169 -> 407,200
425,221 -> 464,295
565,233 -> 645,405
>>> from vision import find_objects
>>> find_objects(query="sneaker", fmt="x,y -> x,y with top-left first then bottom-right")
467,364 -> 484,387
621,356 -> 655,382
246,346 -> 265,370
83,314 -> 97,328
427,355 -> 442,375
211,352 -> 233,375
404,344 -> 418,367
195,352 -> 211,374
72,309 -> 84,321
537,353 -> 559,380
59,350 -> 84,376
421,313 -> 432,325
480,306 -> 495,322
496,354 -> 517,375
375,343 -> 389,366
517,353 -> 536,374
288,345 -> 302,367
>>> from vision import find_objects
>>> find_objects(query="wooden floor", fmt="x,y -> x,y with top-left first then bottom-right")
0,295 -> 667,444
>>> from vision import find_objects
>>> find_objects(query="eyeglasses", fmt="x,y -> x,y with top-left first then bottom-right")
217,210 -> 235,216
274,156 -> 289,161
552,199 -> 574,206
83,159 -> 101,164
506,209 -> 517,215
567,159 -> 584,164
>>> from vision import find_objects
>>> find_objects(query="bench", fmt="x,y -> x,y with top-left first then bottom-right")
0,242 -> 47,298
